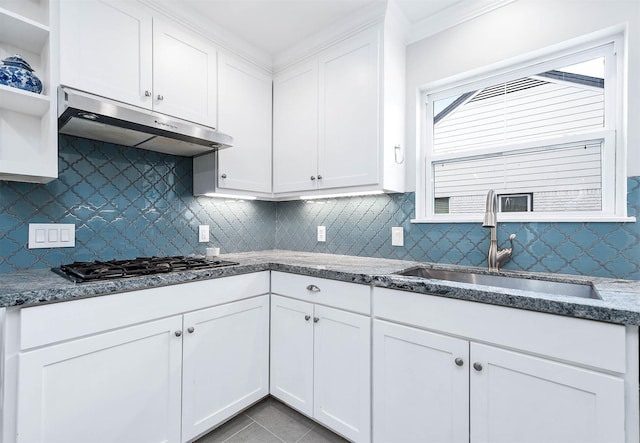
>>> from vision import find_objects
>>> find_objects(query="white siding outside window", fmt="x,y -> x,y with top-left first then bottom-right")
415,36 -> 630,223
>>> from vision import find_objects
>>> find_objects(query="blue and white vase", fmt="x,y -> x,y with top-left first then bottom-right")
0,55 -> 43,94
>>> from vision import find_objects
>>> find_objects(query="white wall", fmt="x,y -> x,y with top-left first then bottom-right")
405,0 -> 640,191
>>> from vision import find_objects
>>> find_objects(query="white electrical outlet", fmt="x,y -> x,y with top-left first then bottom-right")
198,225 -> 210,243
317,226 -> 326,242
391,226 -> 404,247
28,223 -> 75,248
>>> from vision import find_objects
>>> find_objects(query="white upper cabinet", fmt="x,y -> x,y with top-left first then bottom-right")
59,0 -> 216,128
272,22 -> 406,198
59,0 -> 152,109
216,52 -> 272,194
152,18 -> 217,127
273,59 -> 319,193
318,29 -> 379,190
0,0 -> 58,183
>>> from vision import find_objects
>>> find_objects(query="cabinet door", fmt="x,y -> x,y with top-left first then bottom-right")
182,295 -> 270,442
273,59 -> 319,193
153,19 -> 217,127
217,53 -> 272,193
318,28 -> 379,190
59,0 -> 152,109
313,305 -> 370,442
373,320 -> 469,443
470,343 -> 625,443
16,316 -> 183,443
270,295 -> 314,416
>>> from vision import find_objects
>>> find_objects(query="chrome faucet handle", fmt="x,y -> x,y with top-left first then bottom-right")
496,233 -> 516,268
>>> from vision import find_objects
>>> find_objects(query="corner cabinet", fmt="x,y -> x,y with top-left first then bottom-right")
2,273 -> 270,443
59,0 -> 217,128
373,287 -> 637,443
0,0 -> 58,183
273,23 -> 406,197
214,53 -> 273,195
270,272 -> 371,442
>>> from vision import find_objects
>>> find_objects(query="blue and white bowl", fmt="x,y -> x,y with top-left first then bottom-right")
0,55 -> 43,94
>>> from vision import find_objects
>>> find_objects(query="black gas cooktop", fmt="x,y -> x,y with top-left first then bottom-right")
53,256 -> 239,283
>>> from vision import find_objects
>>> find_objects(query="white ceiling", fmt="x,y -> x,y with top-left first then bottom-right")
169,0 -> 464,56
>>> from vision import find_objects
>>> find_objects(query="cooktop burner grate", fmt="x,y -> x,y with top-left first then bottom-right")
53,256 -> 239,283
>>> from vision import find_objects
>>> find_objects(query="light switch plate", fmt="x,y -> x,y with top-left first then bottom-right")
28,223 -> 75,249
198,225 -> 210,243
391,226 -> 404,247
317,226 -> 326,242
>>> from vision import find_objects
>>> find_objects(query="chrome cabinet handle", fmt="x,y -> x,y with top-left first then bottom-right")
187,327 -> 195,334
157,94 -> 164,101
175,330 -> 182,337
473,362 -> 483,371
310,176 -> 316,181
221,173 -> 227,179
454,358 -> 464,367
305,315 -> 311,321
313,317 -> 319,323
306,284 -> 321,292
144,90 -> 151,97
317,175 -> 323,180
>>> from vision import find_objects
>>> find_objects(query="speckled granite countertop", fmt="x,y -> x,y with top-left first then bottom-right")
1,250 -> 639,325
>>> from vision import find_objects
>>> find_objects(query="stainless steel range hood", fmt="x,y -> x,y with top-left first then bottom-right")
58,87 -> 233,156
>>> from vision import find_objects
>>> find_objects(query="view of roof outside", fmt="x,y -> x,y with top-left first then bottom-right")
431,56 -> 606,214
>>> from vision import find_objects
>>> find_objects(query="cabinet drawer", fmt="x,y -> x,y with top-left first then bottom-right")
271,272 -> 370,315
20,272 -> 270,350
374,287 -> 626,373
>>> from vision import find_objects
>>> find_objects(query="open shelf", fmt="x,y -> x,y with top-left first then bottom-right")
0,84 -> 50,116
0,1 -> 56,183
0,7 -> 49,54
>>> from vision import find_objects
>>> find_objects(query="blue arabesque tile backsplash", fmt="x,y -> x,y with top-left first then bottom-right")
1,135 -> 639,279
0,136 -> 275,272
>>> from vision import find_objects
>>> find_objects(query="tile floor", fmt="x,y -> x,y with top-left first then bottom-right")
195,396 -> 350,443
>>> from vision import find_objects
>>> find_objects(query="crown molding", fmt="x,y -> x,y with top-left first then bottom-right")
407,0 -> 517,45
272,1 -> 388,73
138,0 -> 273,73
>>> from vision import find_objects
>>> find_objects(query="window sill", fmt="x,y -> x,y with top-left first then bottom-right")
411,215 -> 637,224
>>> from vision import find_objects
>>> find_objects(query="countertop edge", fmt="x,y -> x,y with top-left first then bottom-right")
1,251 -> 639,326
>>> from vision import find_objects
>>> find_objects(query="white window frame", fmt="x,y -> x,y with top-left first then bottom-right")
414,31 -> 633,223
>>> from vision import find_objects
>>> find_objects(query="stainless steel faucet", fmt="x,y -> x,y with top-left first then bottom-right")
482,190 -> 516,271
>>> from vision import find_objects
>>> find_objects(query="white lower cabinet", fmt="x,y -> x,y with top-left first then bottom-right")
7,273 -> 270,443
470,342 -> 624,443
270,273 -> 371,443
372,320 -> 469,443
17,316 -> 184,443
373,287 -> 632,443
312,304 -> 371,441
270,295 -> 315,415
181,296 -> 270,442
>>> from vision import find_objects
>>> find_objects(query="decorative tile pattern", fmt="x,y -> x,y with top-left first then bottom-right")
0,136 -> 275,273
275,178 -> 640,280
0,134 -> 638,280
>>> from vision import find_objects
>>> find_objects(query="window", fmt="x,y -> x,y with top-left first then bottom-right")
499,193 -> 532,213
415,34 -> 630,223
